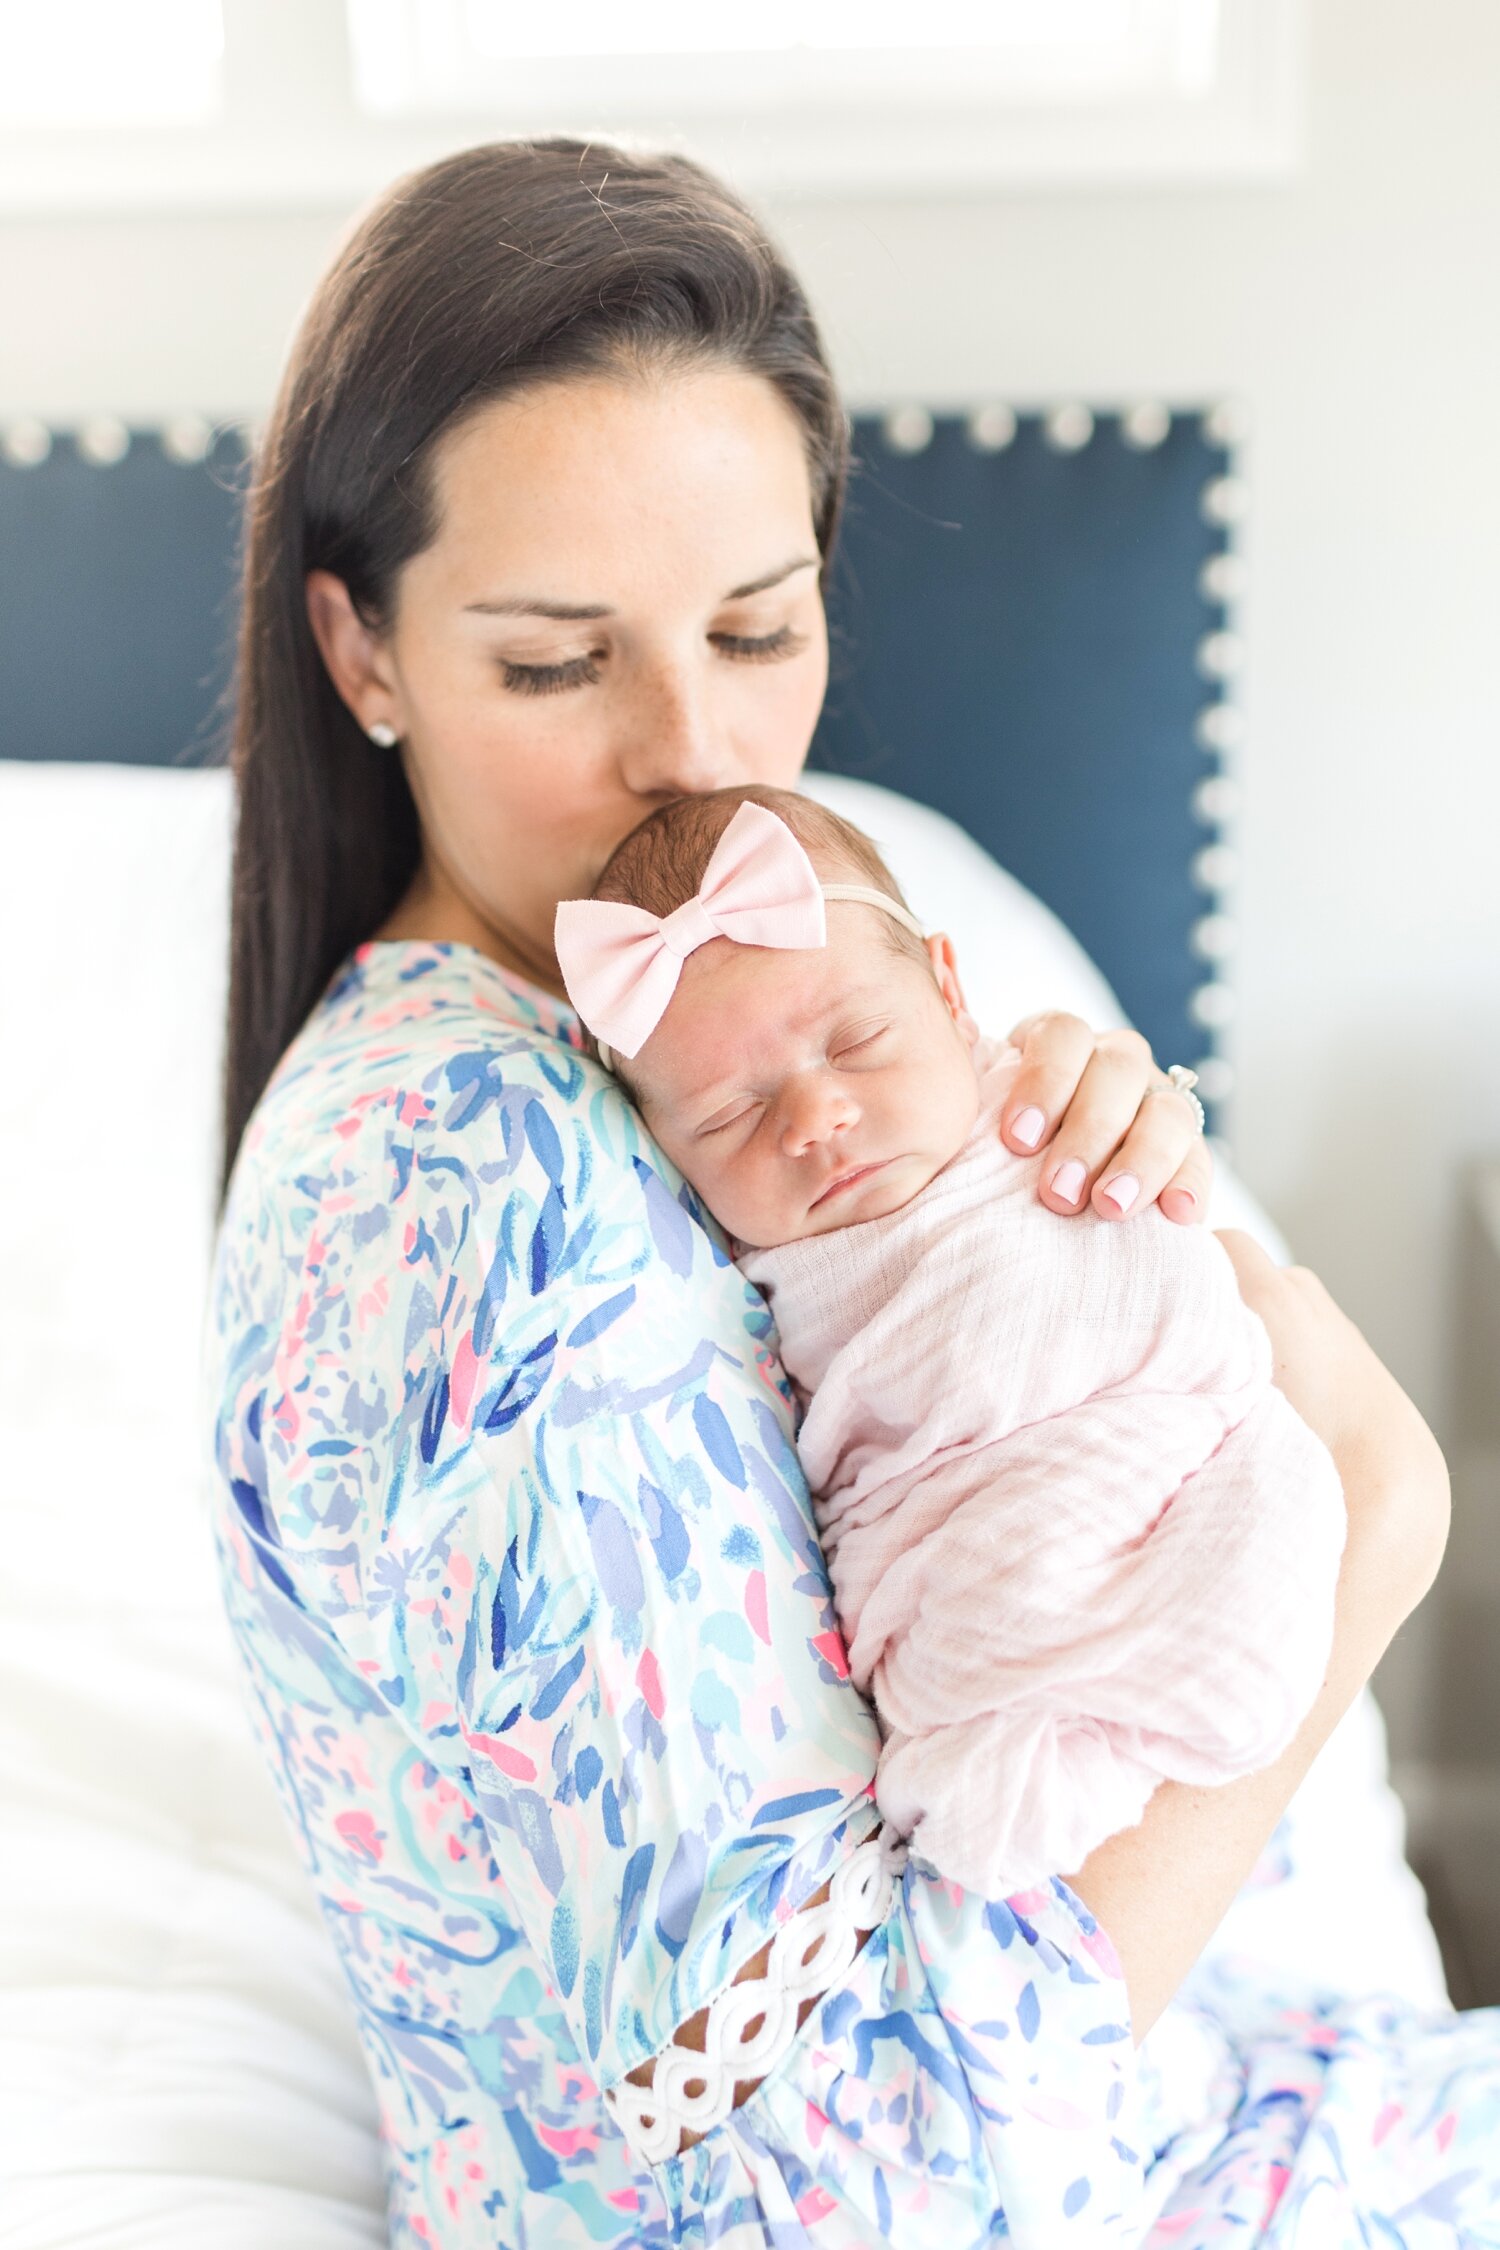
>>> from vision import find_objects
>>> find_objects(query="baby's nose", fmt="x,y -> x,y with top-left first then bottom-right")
782,1076 -> 858,1152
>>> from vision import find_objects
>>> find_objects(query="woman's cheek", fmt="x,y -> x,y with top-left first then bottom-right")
735,659 -> 826,784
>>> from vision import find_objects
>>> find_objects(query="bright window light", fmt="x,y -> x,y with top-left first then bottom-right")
466,0 -> 1140,62
0,0 -> 223,127
349,0 -> 1223,113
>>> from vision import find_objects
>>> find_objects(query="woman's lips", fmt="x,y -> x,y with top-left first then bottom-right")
811,1160 -> 888,1208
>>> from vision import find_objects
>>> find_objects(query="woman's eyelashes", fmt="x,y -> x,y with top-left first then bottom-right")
708,624 -> 806,663
497,624 -> 807,696
499,652 -> 604,696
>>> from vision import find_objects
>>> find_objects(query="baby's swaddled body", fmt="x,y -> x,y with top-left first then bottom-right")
739,1036 -> 1348,1893
554,785 -> 1351,1896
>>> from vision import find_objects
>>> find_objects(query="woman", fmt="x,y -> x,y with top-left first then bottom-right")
207,139 -> 1494,2247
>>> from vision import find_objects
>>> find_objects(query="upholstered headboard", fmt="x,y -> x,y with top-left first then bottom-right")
0,403 -> 1243,1115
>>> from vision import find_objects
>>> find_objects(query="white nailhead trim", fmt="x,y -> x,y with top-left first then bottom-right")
967,402 -> 1017,452
883,405 -> 933,455
1192,1055 -> 1236,1103
1121,400 -> 1170,449
162,413 -> 214,463
1195,702 -> 1247,753
1189,980 -> 1236,1029
1191,912 -> 1237,961
1196,629 -> 1245,682
1044,402 -> 1094,452
1199,551 -> 1247,605
1192,842 -> 1239,892
1192,774 -> 1240,824
604,1829 -> 904,2167
1201,474 -> 1249,526
77,414 -> 130,466
1202,397 -> 1251,447
2,416 -> 51,467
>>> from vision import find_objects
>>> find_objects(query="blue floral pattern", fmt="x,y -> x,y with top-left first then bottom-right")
205,940 -> 1500,2247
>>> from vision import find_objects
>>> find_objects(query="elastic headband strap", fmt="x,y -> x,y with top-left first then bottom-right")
819,882 -> 927,939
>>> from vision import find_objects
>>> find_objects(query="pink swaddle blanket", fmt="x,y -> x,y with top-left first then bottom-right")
738,1037 -> 1347,1894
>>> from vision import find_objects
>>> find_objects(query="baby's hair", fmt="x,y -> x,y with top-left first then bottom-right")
587,783 -> 930,1091
594,783 -> 923,946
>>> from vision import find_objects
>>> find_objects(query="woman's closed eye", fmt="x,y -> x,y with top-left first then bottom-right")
499,652 -> 604,696
709,624 -> 807,663
498,625 -> 806,696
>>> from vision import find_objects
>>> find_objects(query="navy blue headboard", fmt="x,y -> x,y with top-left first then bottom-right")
0,405 -> 1241,1115
814,407 -> 1240,1114
0,418 -> 247,769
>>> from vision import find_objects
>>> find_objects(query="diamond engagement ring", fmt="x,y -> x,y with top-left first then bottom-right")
1166,1064 -> 1207,1135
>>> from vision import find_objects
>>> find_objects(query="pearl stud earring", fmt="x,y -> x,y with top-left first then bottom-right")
366,721 -> 398,747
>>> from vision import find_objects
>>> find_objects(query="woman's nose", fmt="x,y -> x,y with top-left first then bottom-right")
780,1075 -> 859,1157
616,658 -> 740,799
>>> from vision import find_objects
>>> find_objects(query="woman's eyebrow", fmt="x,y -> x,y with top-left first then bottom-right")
464,595 -> 611,620
463,556 -> 819,621
725,554 -> 819,600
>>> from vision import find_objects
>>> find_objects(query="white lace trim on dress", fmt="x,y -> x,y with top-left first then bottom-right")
604,1827 -> 908,2167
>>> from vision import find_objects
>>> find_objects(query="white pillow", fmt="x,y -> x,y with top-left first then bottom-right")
0,760 -> 230,1611
0,759 -> 387,2245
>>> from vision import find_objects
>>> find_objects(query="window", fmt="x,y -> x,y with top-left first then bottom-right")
0,0 -> 1300,211
351,0 -> 1223,103
348,0 -> 1303,193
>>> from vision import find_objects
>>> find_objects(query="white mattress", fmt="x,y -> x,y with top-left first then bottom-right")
0,762 -> 1448,2247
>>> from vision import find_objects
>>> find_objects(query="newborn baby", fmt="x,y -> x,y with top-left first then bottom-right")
554,785 -> 1347,1893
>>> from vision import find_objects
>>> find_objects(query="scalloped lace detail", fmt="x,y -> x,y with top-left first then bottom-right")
604,1828 -> 907,2167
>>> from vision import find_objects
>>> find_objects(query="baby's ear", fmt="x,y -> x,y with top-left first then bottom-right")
926,932 -> 980,1047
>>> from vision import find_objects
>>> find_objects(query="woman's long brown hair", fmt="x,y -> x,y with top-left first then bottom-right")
220,136 -> 850,1209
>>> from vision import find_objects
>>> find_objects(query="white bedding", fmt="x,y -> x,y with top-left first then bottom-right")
0,760 -> 1447,2248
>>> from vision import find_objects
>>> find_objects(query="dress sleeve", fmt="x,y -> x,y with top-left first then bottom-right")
272,1034 -> 882,2088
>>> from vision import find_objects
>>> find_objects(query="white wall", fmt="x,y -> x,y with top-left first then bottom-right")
780,0 -> 1500,1439
2,0 -> 1495,1746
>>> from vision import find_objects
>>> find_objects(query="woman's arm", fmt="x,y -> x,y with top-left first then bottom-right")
1065,1236 -> 1451,2041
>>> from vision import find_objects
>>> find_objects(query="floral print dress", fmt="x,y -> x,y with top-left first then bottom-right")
205,940 -> 1500,2249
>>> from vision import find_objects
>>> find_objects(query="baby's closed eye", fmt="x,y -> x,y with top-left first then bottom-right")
699,1098 -> 764,1137
833,1023 -> 890,1059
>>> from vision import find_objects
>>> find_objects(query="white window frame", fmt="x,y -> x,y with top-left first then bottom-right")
0,0 -> 1302,214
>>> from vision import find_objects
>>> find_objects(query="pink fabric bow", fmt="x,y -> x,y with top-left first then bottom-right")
554,801 -> 827,1059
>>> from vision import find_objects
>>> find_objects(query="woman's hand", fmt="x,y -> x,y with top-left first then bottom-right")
1001,1011 -> 1212,1225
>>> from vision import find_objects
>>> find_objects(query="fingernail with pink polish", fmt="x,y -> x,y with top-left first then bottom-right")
1100,1173 -> 1139,1215
1051,1158 -> 1087,1206
1011,1106 -> 1045,1150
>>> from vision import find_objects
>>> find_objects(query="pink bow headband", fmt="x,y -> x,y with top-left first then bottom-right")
553,800 -> 926,1067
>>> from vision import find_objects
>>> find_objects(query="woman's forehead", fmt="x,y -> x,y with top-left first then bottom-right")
419,367 -> 818,595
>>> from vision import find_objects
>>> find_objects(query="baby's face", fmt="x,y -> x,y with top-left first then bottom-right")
628,905 -> 982,1250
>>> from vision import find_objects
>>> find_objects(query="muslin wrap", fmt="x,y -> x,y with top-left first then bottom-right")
738,1036 -> 1347,1893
